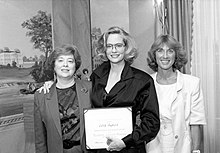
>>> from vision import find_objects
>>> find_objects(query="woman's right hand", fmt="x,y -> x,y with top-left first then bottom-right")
37,81 -> 54,94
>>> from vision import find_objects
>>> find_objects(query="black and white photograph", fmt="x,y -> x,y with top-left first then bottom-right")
0,0 -> 219,153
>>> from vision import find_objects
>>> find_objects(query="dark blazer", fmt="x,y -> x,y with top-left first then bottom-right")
90,61 -> 160,153
34,79 -> 91,153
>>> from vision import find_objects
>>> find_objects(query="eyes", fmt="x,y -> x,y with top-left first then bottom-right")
56,58 -> 75,63
156,48 -> 175,55
106,43 -> 125,51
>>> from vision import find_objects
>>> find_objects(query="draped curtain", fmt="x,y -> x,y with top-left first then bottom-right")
155,0 -> 193,74
52,0 -> 92,74
192,0 -> 220,152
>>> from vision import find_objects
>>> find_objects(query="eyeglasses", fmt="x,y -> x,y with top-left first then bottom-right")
106,43 -> 125,51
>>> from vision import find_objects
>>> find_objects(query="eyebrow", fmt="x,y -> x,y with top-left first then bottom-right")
106,43 -> 124,44
57,56 -> 74,60
157,48 -> 174,50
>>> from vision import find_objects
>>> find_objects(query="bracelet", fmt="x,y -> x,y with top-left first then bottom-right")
192,150 -> 200,153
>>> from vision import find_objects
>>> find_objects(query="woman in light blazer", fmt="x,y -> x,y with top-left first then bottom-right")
146,35 -> 206,153
34,44 -> 91,153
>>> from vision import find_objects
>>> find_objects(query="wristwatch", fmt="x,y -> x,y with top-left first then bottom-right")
192,150 -> 200,153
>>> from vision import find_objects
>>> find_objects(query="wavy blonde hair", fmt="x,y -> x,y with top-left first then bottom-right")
96,26 -> 138,64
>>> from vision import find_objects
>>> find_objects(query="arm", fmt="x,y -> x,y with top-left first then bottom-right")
34,92 -> 48,153
190,78 -> 206,152
191,125 -> 203,151
122,78 -> 160,146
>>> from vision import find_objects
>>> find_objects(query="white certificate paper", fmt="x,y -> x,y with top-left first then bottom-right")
84,107 -> 133,149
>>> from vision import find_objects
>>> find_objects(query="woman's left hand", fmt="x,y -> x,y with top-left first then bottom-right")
106,136 -> 126,151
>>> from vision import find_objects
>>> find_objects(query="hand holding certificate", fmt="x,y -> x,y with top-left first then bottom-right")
83,107 -> 133,149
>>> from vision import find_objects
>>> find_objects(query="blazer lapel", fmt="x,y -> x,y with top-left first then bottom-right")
75,79 -> 92,152
46,83 -> 62,137
152,71 -> 185,147
171,70 -> 185,147
95,61 -> 133,96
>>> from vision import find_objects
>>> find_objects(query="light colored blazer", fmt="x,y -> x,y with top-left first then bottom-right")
146,70 -> 206,153
34,79 -> 91,153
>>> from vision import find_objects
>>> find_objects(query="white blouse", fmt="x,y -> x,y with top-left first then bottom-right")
155,81 -> 177,119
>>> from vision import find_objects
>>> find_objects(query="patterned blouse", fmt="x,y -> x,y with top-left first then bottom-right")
56,84 -> 80,149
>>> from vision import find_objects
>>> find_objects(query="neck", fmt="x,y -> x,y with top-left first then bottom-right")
110,61 -> 125,73
157,68 -> 176,78
56,77 -> 75,89
156,69 -> 177,84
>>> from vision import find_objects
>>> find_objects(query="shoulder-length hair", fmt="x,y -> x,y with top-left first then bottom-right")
147,34 -> 188,72
48,44 -> 81,72
96,26 -> 138,64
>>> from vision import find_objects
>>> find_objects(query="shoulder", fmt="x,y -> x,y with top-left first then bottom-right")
76,79 -> 91,88
34,83 -> 56,102
91,62 -> 109,79
34,90 -> 46,106
34,90 -> 45,99
131,67 -> 153,82
181,73 -> 200,84
178,72 -> 201,89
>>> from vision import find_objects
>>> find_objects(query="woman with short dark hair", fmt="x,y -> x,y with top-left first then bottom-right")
34,44 -> 91,153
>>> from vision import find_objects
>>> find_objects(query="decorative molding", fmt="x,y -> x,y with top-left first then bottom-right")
0,113 -> 24,127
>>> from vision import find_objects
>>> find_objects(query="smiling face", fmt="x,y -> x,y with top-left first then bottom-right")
155,45 -> 176,71
106,34 -> 125,64
54,54 -> 76,80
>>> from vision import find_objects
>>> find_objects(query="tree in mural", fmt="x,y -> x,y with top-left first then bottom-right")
21,10 -> 53,82
21,10 -> 52,60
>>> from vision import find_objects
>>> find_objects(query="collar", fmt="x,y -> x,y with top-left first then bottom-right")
93,61 -> 134,81
151,70 -> 184,92
176,70 -> 184,92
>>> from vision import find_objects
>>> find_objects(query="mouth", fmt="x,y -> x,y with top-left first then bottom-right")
160,60 -> 170,65
61,69 -> 70,72
110,54 -> 120,58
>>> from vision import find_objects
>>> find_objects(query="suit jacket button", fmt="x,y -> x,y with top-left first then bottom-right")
175,135 -> 178,139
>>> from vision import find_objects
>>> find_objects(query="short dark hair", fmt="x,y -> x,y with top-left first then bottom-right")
147,34 -> 188,72
48,44 -> 81,72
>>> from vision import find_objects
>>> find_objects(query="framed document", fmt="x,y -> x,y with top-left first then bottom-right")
83,107 -> 133,149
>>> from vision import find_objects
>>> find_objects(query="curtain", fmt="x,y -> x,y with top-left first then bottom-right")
52,0 -> 92,74
153,0 -> 168,37
192,0 -> 220,152
165,0 -> 193,74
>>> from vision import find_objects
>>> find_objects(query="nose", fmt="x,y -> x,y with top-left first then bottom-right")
111,46 -> 117,52
63,61 -> 68,67
163,51 -> 168,58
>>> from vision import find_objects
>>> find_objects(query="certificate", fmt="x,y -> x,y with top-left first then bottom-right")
83,107 -> 133,149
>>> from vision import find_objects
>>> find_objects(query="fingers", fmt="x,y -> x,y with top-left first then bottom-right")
106,136 -> 118,151
106,137 -> 126,152
106,136 -> 114,151
106,136 -> 114,141
106,138 -> 112,145
45,83 -> 50,94
36,83 -> 50,94
37,87 -> 43,93
107,147 -> 120,152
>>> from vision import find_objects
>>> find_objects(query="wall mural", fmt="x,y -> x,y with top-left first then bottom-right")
0,1 -> 52,152
0,0 -> 130,152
